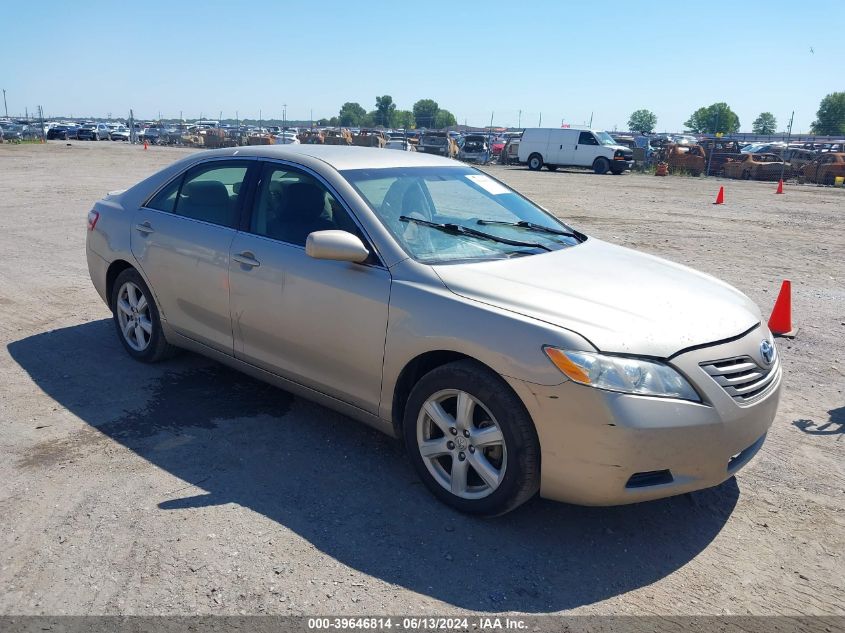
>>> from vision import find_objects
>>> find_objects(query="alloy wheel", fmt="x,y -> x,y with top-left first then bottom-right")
116,281 -> 153,352
416,389 -> 507,499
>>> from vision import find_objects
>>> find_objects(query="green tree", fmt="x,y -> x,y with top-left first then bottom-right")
811,92 -> 845,135
433,109 -> 457,129
364,111 -> 378,127
393,110 -> 415,129
374,95 -> 397,127
338,102 -> 366,127
412,99 -> 439,128
316,118 -> 330,126
328,116 -> 339,126
627,109 -> 657,133
751,112 -> 777,135
684,102 -> 740,134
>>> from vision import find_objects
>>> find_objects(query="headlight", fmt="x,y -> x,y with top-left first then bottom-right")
543,347 -> 700,401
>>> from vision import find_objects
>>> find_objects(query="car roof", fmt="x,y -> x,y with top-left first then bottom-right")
191,145 -> 457,170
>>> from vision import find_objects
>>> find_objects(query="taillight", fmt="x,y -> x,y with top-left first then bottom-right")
87,210 -> 100,231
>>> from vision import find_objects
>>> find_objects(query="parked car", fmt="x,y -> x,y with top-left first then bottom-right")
457,134 -> 490,163
0,123 -> 25,142
799,153 -> 845,185
665,144 -> 707,176
385,139 -> 416,151
47,124 -> 79,140
722,153 -> 786,181
419,132 -> 456,157
783,148 -> 818,173
519,128 -> 634,174
111,126 -> 130,141
77,123 -> 111,141
138,128 -> 162,144
490,137 -> 505,157
86,145 -> 781,515
499,137 -> 522,165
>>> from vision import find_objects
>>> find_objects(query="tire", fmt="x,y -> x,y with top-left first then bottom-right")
593,157 -> 610,174
823,173 -> 835,186
111,268 -> 177,363
527,153 -> 543,171
546,164 -> 558,172
402,360 -> 540,516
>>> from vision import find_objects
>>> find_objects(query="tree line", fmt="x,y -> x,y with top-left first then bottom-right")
315,96 -> 457,129
627,92 -> 845,136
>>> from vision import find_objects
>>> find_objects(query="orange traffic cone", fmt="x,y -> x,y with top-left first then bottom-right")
775,179 -> 784,194
768,280 -> 797,338
713,186 -> 724,205
143,140 -> 148,150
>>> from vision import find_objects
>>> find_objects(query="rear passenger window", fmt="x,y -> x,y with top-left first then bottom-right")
174,162 -> 249,228
145,161 -> 250,226
147,177 -> 180,213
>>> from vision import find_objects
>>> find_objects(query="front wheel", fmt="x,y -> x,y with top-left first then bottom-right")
593,157 -> 610,174
111,268 -> 177,363
527,153 -> 543,171
403,360 -> 540,516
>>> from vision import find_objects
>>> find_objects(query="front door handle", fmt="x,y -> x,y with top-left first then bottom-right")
232,251 -> 260,268
135,221 -> 154,234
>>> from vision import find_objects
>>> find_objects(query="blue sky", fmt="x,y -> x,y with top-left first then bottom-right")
3,0 -> 842,132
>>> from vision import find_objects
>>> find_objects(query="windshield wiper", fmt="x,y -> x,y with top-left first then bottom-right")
399,216 -> 551,251
475,219 -> 581,239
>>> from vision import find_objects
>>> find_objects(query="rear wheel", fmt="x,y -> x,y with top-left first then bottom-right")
527,153 -> 543,171
593,157 -> 610,174
111,268 -> 177,363
403,360 -> 540,516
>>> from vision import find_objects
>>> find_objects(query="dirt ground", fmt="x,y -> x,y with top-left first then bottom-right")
0,141 -> 842,617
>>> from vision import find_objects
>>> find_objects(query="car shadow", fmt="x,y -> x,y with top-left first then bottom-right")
8,320 -> 740,612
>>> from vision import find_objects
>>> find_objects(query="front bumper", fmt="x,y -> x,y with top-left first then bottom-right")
506,324 -> 781,505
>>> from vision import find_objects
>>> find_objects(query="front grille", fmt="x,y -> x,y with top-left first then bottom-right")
700,355 -> 779,404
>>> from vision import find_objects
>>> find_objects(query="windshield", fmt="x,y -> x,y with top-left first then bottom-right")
595,131 -> 617,146
342,166 -> 581,264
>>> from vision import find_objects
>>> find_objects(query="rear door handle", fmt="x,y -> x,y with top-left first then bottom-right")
135,221 -> 154,234
232,251 -> 260,268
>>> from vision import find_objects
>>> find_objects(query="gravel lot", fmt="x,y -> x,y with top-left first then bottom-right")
1,141 -> 842,616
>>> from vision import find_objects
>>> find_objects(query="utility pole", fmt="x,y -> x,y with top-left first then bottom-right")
779,111 -> 794,183
518,110 -> 521,128
539,112 -> 542,127
2,89 -> 7,117
282,104 -> 287,130
589,112 -> 593,128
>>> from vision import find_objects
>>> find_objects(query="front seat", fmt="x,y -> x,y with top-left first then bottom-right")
278,182 -> 334,246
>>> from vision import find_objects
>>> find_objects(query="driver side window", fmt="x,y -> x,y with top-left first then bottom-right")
249,163 -> 359,247
578,132 -> 598,146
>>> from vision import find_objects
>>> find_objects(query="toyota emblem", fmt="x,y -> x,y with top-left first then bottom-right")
760,340 -> 775,366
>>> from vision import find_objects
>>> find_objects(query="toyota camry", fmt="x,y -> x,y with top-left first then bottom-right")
86,145 -> 781,515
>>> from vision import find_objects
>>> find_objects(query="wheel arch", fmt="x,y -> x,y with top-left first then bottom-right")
105,259 -> 135,311
391,350 -> 506,436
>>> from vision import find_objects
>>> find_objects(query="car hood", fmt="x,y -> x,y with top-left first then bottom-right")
431,238 -> 761,358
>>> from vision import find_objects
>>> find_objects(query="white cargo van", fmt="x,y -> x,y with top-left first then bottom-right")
517,128 -> 634,174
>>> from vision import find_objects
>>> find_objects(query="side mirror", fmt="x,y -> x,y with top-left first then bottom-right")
305,230 -> 370,264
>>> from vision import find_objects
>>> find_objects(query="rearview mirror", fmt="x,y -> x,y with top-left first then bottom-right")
305,230 -> 370,264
